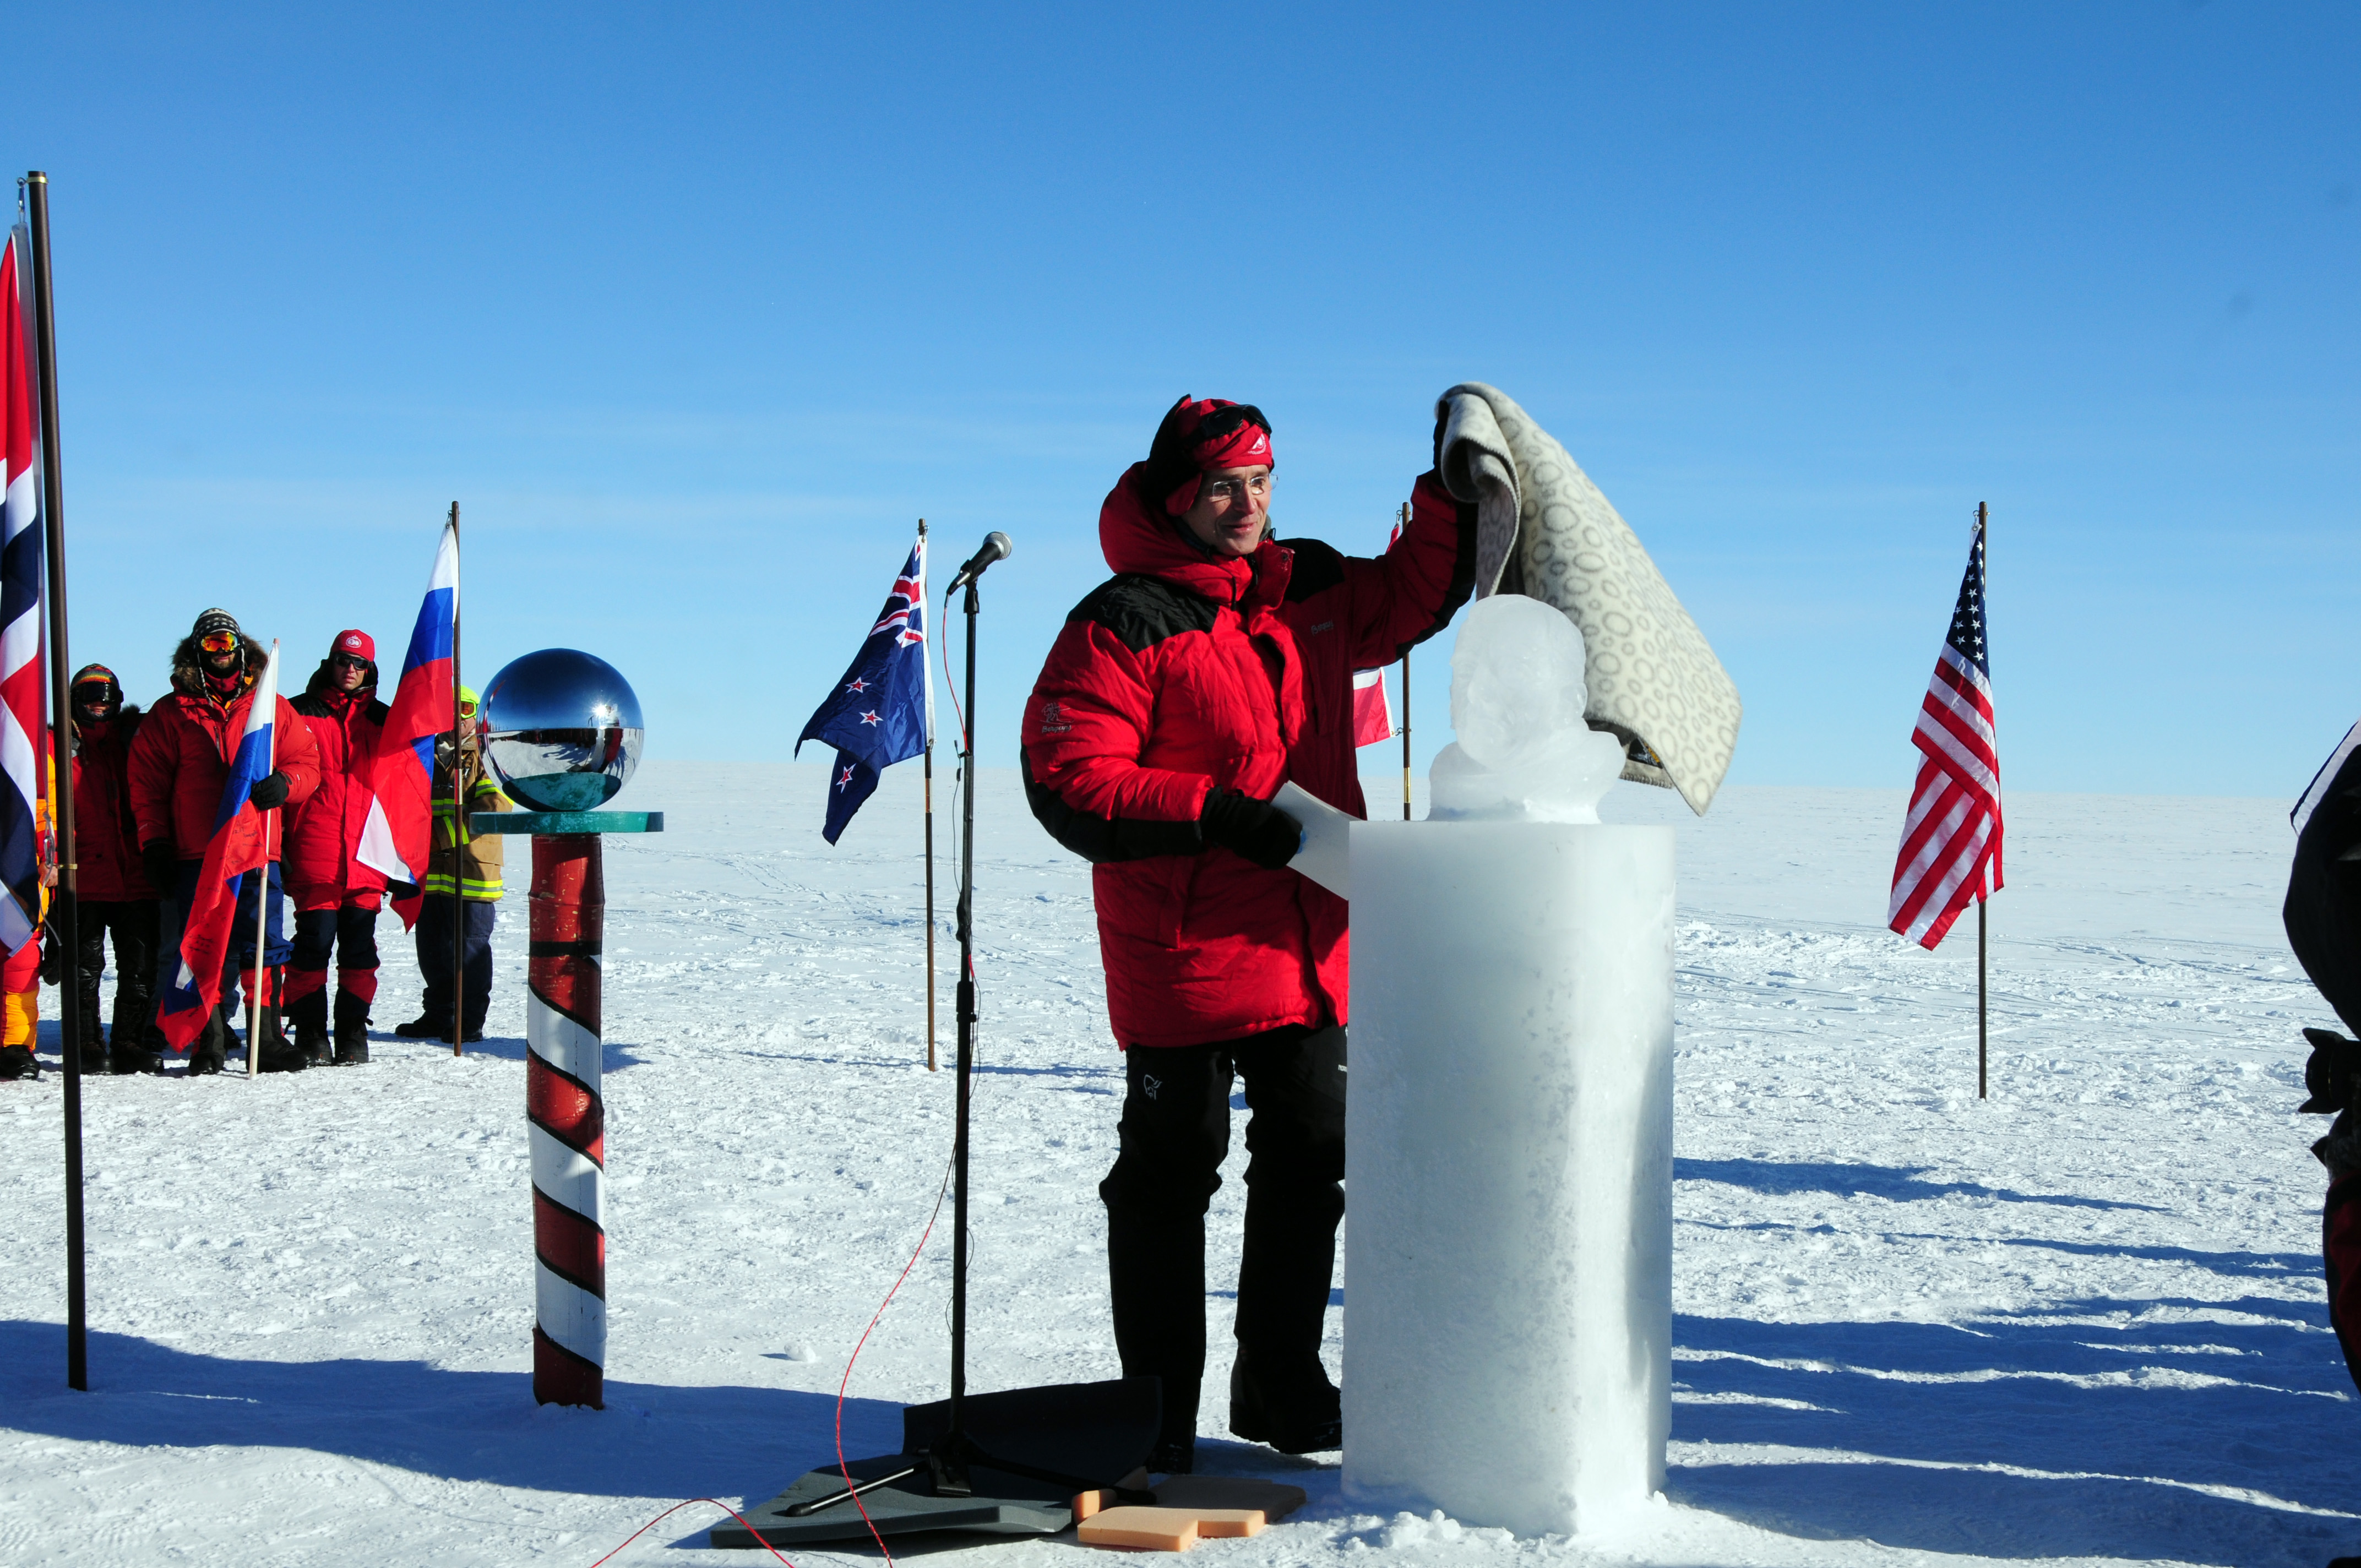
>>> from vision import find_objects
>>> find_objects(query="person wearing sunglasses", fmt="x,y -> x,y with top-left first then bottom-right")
126,608 -> 324,1075
1019,395 -> 1478,1471
282,630 -> 391,1065
63,663 -> 166,1074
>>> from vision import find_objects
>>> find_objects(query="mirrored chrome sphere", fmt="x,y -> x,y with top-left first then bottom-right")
481,649 -> 645,812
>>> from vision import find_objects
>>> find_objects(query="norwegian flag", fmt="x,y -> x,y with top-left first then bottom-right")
0,228 -> 44,955
796,534 -> 929,843
1351,667 -> 1394,747
1888,514 -> 2003,949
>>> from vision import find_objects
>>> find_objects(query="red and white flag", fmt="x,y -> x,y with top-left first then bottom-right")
1888,515 -> 2002,949
1351,667 -> 1394,748
0,228 -> 45,955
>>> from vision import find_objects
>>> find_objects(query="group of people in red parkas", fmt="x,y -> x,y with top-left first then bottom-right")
0,607 -> 502,1082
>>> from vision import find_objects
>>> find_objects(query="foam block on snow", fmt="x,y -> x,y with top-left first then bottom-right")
1151,1476 -> 1305,1522
1077,1506 -> 1199,1551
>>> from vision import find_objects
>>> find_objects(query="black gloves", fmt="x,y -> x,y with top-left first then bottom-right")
389,880 -> 420,902
39,925 -> 60,986
140,839 -> 178,892
248,770 -> 290,810
1199,789 -> 1302,870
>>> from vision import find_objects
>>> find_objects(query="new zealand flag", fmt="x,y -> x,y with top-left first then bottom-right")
797,536 -> 929,843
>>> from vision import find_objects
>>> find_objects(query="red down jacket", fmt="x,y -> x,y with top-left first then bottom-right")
285,662 -> 390,904
128,639 -> 322,862
1021,466 -> 1473,1049
72,709 -> 154,903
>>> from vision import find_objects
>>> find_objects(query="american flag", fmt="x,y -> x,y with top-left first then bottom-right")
1888,513 -> 2003,949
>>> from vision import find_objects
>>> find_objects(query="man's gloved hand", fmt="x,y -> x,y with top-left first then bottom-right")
1199,788 -> 1303,870
39,925 -> 61,986
248,771 -> 290,810
140,839 -> 178,893
389,880 -> 420,902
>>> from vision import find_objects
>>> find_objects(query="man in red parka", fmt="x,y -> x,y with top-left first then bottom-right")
1021,396 -> 1474,1472
284,629 -> 389,1065
128,608 -> 323,1075
68,664 -> 164,1074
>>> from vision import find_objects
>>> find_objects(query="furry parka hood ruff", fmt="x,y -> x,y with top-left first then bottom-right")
170,635 -> 269,702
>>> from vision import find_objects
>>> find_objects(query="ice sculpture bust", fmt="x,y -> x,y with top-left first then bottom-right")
1427,593 -> 1626,824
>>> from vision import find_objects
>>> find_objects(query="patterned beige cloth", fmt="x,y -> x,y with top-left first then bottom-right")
1437,382 -> 1743,815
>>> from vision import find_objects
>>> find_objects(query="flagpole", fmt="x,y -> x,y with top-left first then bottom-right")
246,643 -> 278,1078
449,503 -> 464,1058
1399,503 -> 1413,821
1977,499 -> 1989,1101
919,519 -> 937,1073
26,170 -> 88,1392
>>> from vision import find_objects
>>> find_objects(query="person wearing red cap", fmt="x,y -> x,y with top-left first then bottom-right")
1021,395 -> 1477,1471
284,630 -> 390,1065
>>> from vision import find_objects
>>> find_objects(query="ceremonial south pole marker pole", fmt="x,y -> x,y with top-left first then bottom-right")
474,648 -> 653,1410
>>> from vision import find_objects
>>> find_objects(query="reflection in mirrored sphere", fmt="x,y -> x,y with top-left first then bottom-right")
481,649 -> 645,812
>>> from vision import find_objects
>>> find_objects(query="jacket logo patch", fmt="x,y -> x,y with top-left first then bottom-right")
1142,1073 -> 1161,1101
1307,621 -> 1334,634
1038,700 -> 1072,735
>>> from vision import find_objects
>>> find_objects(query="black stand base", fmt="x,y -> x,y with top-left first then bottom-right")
712,1378 -> 1162,1550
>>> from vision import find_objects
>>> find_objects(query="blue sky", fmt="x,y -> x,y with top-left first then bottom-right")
8,4 -> 2355,800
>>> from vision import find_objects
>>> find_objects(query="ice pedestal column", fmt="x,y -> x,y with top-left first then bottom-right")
1343,821 -> 1674,1537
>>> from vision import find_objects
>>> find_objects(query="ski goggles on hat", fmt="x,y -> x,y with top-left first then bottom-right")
71,681 -> 112,706
199,630 -> 240,654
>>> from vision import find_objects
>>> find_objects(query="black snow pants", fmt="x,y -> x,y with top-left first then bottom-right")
1098,1023 -> 1346,1450
76,899 -> 159,1050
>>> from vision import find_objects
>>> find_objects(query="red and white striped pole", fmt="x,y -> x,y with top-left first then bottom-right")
527,832 -> 605,1408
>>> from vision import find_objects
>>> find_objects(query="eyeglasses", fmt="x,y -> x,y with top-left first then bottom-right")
199,631 -> 239,654
331,652 -> 369,671
1201,473 -> 1271,507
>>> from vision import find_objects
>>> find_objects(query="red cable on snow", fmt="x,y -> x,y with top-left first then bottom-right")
585,1498 -> 795,1568
832,1159 -> 955,1564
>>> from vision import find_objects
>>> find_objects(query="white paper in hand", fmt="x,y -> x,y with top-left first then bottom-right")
1274,781 -> 1351,899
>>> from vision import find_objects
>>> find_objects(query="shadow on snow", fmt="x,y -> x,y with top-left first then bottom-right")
1675,1156 -> 2170,1212
1672,1298 -> 2354,1564
0,1320 -> 889,1509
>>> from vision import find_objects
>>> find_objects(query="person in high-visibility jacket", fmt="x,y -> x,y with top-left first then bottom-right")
395,685 -> 510,1043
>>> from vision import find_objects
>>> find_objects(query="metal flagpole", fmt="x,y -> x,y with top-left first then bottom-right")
246,643 -> 278,1078
26,170 -> 88,1391
1977,499 -> 1989,1101
919,519 -> 937,1072
1399,504 -> 1413,821
449,503 -> 464,1057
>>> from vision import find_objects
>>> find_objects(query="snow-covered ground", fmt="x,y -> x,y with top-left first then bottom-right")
1,762 -> 2347,1568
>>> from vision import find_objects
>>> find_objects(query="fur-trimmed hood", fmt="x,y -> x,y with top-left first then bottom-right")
170,635 -> 269,703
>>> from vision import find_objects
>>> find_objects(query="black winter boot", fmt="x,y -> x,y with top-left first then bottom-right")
252,1008 -> 307,1074
0,1043 -> 37,1080
110,1039 -> 165,1075
332,990 -> 371,1065
189,1012 -> 227,1076
287,986 -> 330,1065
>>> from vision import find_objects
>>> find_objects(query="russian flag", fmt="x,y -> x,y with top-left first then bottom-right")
356,519 -> 456,929
156,643 -> 282,1051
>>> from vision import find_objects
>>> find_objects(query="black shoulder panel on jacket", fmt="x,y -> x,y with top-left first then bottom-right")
1069,574 -> 1218,654
1280,537 -> 1346,603
1389,491 -> 1480,661
1022,749 -> 1205,865
289,692 -> 328,719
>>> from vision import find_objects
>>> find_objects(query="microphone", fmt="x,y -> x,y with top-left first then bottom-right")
946,531 -> 1014,591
